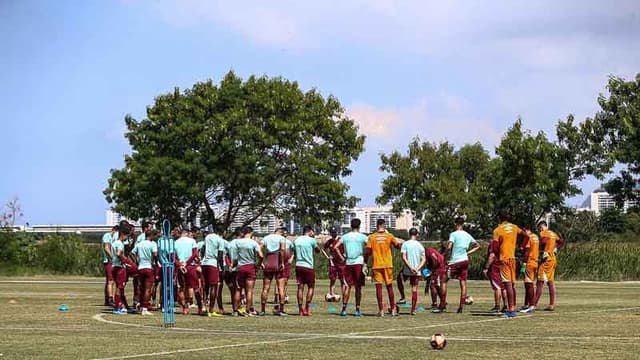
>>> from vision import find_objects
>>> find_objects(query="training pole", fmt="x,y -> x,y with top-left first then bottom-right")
161,219 -> 175,328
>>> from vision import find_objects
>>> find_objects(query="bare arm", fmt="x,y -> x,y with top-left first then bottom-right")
467,241 -> 481,256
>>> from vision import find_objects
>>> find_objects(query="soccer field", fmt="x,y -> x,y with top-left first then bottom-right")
0,278 -> 639,360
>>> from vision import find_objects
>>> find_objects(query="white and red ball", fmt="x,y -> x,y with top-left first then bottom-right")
430,333 -> 447,350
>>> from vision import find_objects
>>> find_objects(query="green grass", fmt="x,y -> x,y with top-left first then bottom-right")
0,277 -> 639,359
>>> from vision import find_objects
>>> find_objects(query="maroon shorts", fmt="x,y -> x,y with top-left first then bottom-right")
237,264 -> 257,288
177,265 -> 199,289
263,270 -> 281,280
153,266 -> 161,283
223,271 -> 237,288
295,266 -> 316,287
407,275 -> 420,286
329,265 -> 345,284
447,260 -> 469,281
344,264 -> 364,287
202,266 -> 220,285
280,265 -> 291,280
112,266 -> 127,288
431,268 -> 445,287
489,266 -> 502,290
104,262 -> 113,282
138,268 -> 154,288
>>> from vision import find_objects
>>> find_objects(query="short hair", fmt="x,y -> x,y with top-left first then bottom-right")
376,218 -> 385,227
243,226 -> 253,234
234,226 -> 244,237
112,225 -> 119,231
537,220 -> 548,228
409,228 -> 418,236
303,225 -> 313,234
148,229 -> 160,238
142,221 -> 151,229
329,226 -> 338,235
455,217 -> 465,226
119,226 -> 130,236
498,209 -> 511,222
215,224 -> 225,235
350,218 -> 361,229
181,229 -> 189,235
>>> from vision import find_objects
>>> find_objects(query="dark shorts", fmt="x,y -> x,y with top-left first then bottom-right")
446,260 -> 469,281
344,264 -> 364,287
153,266 -> 161,283
263,270 -> 281,281
329,265 -> 345,284
104,262 -> 113,282
202,266 -> 220,285
237,264 -> 257,288
224,271 -> 237,288
295,266 -> 316,287
177,265 -> 199,289
280,265 -> 291,280
112,266 -> 127,288
139,268 -> 154,288
407,275 -> 420,286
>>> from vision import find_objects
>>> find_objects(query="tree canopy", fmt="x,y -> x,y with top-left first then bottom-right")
104,71 -> 365,233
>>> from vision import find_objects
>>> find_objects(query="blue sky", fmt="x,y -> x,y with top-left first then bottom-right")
1,0 -> 639,225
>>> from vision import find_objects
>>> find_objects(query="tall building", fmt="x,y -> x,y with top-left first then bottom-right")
578,188 -> 638,214
105,210 -> 140,227
340,206 -> 414,233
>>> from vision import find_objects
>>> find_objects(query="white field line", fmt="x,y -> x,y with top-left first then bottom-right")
89,305 -> 640,360
93,314 -> 325,337
88,335 -> 326,360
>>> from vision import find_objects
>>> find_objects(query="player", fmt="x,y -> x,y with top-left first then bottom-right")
324,227 -> 345,301
334,218 -> 367,317
400,228 -> 426,315
102,225 -> 118,306
365,218 -> 403,317
273,229 -> 295,313
439,217 -> 481,314
132,229 -> 159,315
232,226 -> 263,316
493,209 -> 529,318
111,226 -> 135,314
424,245 -> 445,310
221,227 -> 242,316
294,225 -> 319,316
202,225 -> 226,317
259,227 -> 287,316
132,221 -> 152,308
482,238 -> 507,314
519,229 -> 539,312
174,229 -> 202,315
526,221 -> 565,312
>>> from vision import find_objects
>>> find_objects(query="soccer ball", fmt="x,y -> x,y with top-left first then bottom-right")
325,294 -> 339,302
464,295 -> 474,305
430,333 -> 447,350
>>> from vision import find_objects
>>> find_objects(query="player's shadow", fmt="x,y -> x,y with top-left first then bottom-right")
470,311 -> 503,317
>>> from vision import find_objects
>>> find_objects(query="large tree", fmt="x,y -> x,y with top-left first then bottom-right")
493,119 -> 581,228
377,140 -> 492,239
104,71 -> 365,233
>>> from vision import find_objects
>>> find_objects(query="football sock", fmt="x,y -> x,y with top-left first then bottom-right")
534,280 -> 544,306
386,284 -> 395,309
548,282 -> 556,305
524,283 -> 534,306
375,284 -> 383,311
411,290 -> 418,313
511,284 -> 517,308
503,282 -> 514,309
396,273 -> 405,300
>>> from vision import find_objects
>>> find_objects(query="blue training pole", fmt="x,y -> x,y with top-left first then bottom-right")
161,219 -> 175,328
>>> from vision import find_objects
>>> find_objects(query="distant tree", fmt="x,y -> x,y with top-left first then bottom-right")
598,207 -> 626,234
377,140 -> 492,239
493,119 -> 581,229
552,209 -> 599,242
0,197 -> 23,228
557,74 -> 640,206
104,71 -> 365,234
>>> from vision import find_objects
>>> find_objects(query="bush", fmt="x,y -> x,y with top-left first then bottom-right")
36,234 -> 89,274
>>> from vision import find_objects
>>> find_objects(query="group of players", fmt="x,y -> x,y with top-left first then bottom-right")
100,209 -> 563,318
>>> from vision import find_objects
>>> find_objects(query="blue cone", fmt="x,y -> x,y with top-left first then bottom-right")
58,304 -> 69,312
347,304 -> 355,309
416,305 -> 425,312
402,303 -> 411,308
327,306 -> 337,314
309,303 -> 318,309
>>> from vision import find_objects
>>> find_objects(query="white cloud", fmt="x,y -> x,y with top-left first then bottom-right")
346,103 -> 401,138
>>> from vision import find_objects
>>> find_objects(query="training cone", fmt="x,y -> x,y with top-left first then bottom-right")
58,304 -> 69,312
327,306 -> 337,314
309,303 -> 318,309
402,303 -> 411,308
416,306 -> 425,312
8,299 -> 17,305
